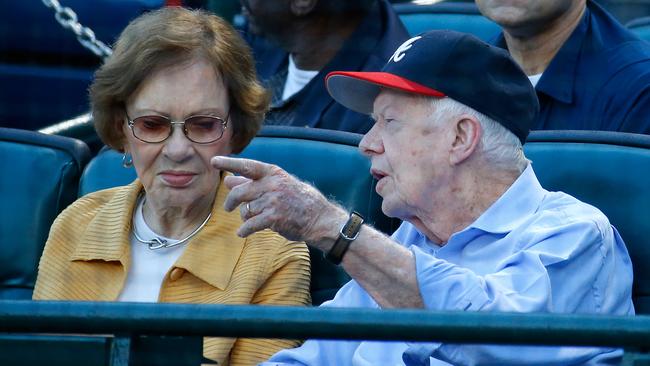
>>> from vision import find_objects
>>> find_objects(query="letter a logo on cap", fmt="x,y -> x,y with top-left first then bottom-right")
390,36 -> 422,63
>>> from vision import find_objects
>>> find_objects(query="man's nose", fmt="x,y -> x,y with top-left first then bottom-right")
359,123 -> 384,157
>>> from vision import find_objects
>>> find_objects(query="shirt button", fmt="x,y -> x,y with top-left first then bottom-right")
169,268 -> 184,281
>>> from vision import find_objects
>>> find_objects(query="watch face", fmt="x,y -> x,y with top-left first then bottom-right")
342,212 -> 364,240
327,212 -> 365,265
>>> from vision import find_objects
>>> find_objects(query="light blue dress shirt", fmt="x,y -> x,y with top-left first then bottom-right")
262,165 -> 635,366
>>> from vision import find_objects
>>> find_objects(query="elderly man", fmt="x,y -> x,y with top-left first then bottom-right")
211,31 -> 634,365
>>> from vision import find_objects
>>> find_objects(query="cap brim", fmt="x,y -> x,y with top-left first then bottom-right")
325,71 -> 446,115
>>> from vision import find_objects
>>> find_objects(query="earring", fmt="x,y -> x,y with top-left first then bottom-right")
122,152 -> 133,168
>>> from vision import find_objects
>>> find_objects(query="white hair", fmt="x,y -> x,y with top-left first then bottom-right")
426,97 -> 529,173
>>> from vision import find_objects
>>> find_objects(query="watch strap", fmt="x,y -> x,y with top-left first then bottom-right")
326,211 -> 364,265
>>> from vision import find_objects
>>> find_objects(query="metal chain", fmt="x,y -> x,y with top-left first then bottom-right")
41,0 -> 113,60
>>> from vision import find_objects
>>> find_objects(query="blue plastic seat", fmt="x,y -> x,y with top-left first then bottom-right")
0,0 -> 164,130
0,128 -> 90,299
79,126 -> 397,305
393,2 -> 500,40
525,130 -> 650,314
626,16 -> 650,41
0,333 -> 202,366
78,147 -> 138,196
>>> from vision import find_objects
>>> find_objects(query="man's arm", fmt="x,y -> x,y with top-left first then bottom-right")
210,157 -> 631,316
212,156 -> 424,309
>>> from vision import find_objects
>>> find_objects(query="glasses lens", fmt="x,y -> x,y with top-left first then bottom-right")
132,116 -> 171,143
185,116 -> 225,143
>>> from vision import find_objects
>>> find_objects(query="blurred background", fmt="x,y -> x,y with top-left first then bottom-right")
1,0 -> 649,132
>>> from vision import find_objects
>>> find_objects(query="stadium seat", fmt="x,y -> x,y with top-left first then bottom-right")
627,16 -> 650,41
0,128 -> 90,299
525,130 -> 650,314
79,126 -> 396,305
238,127 -> 397,305
0,0 -> 164,130
0,333 -> 203,366
603,0 -> 650,24
78,146 -> 138,196
393,2 -> 500,40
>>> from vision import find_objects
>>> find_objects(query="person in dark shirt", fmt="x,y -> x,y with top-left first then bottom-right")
240,0 -> 409,134
477,0 -> 650,133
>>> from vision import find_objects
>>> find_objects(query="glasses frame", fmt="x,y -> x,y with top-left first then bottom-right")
125,111 -> 229,144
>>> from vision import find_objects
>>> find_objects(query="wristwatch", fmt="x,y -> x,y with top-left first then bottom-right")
325,211 -> 364,265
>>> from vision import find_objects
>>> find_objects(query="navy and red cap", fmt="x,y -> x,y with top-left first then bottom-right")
325,30 -> 539,144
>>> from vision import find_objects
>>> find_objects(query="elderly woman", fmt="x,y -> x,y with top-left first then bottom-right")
33,7 -> 311,365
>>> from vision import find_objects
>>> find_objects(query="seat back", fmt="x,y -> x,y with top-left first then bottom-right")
394,2 -> 500,40
238,127 -> 396,304
78,147 -> 138,196
525,130 -> 650,314
602,0 -> 650,25
0,1 -> 164,130
0,333 -> 202,366
79,126 -> 396,305
626,16 -> 650,41
0,128 -> 90,299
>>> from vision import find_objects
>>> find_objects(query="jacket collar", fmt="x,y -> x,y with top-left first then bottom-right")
71,174 -> 246,291
71,180 -> 139,265
174,179 -> 246,290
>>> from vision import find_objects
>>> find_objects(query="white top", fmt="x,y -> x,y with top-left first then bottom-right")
117,196 -> 186,302
281,55 -> 319,101
528,73 -> 543,87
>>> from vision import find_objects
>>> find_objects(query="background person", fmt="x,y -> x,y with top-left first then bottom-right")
240,0 -> 408,133
477,0 -> 650,133
212,31 -> 635,365
32,7 -> 311,365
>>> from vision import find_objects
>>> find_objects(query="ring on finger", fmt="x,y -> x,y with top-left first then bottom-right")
246,202 -> 252,216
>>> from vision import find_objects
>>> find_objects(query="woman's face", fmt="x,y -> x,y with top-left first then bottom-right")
122,58 -> 232,211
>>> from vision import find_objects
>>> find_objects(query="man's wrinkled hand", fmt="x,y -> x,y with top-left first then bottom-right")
212,156 -> 345,244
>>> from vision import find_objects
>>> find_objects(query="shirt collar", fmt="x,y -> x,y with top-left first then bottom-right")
71,174 -> 246,291
465,164 -> 547,235
494,6 -> 590,104
71,180 -> 139,265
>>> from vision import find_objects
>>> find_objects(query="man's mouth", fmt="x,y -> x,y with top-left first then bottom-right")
370,169 -> 387,181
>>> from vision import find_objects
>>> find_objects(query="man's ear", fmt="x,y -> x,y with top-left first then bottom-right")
290,0 -> 318,16
449,114 -> 482,165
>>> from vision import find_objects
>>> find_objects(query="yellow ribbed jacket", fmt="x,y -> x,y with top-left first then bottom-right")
33,177 -> 311,366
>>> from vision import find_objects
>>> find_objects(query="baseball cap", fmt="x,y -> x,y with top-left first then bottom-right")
325,30 -> 539,144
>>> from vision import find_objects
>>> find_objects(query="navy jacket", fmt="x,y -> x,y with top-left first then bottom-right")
245,0 -> 409,134
496,1 -> 650,134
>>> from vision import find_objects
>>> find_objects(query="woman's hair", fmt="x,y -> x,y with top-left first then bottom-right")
90,7 -> 269,153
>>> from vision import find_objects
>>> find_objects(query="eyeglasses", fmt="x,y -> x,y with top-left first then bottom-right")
125,111 -> 229,144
